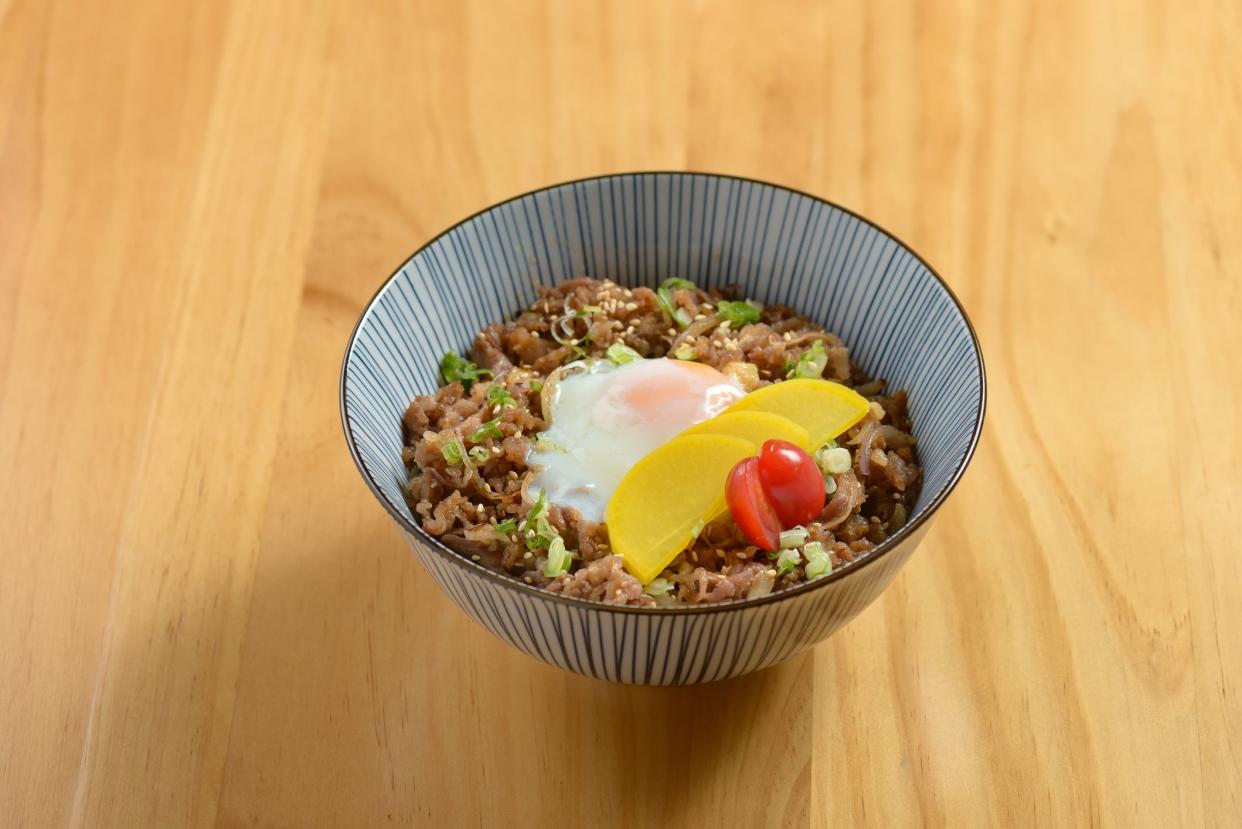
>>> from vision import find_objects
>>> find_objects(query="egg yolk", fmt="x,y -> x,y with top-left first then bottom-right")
614,360 -> 742,427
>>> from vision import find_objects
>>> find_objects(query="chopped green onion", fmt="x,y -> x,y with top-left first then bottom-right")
789,340 -> 828,380
542,536 -> 571,578
439,350 -> 492,389
486,385 -> 517,409
469,417 -> 504,442
672,344 -> 699,361
468,445 -> 491,464
779,526 -> 809,549
534,433 -> 565,452
644,577 -> 674,597
803,541 -> 832,580
716,300 -> 761,326
529,380 -> 543,392
656,277 -> 696,327
522,489 -> 558,550
524,489 -> 548,527
606,341 -> 642,365
440,438 -> 465,465
775,547 -> 802,575
673,307 -> 693,326
571,304 -> 602,317
823,476 -> 838,496
658,277 -> 695,299
816,446 -> 852,475
495,518 -> 518,535
690,519 -> 705,537
530,514 -> 559,549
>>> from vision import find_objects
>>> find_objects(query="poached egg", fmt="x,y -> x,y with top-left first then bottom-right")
528,358 -> 745,522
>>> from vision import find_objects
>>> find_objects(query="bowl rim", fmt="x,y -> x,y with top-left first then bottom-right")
340,171 -> 987,615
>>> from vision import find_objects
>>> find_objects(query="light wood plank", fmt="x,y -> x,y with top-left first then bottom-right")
0,1 -> 336,824
67,1 -> 337,820
0,2 -> 234,823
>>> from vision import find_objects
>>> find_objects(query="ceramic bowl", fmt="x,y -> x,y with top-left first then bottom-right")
341,172 -> 985,685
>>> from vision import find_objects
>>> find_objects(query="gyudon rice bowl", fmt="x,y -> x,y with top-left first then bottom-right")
402,276 -> 920,607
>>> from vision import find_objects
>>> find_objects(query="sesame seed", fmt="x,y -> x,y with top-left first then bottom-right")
694,313 -> 707,321
472,554 -> 481,561
783,332 -> 793,341
701,303 -> 714,311
524,551 -> 533,559
625,302 -> 637,311
666,328 -> 676,337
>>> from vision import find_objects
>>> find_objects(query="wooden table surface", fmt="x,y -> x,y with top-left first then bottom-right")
3,1 -> 1240,826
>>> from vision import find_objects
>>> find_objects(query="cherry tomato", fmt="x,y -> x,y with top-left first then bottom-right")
757,439 -> 825,527
725,456 -> 782,551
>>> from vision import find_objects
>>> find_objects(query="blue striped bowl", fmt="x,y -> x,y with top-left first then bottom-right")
341,173 -> 985,685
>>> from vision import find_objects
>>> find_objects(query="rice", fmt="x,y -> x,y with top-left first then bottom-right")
401,277 -> 920,607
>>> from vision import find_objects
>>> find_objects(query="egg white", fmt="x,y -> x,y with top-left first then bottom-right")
527,359 -> 744,522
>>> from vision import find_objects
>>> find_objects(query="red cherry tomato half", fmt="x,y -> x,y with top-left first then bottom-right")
725,456 -> 782,551
757,439 -> 826,527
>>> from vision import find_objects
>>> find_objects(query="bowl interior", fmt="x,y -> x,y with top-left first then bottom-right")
342,173 -> 984,574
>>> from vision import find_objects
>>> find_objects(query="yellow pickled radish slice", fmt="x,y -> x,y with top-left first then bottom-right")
681,410 -> 809,450
606,434 -> 755,584
723,378 -> 870,448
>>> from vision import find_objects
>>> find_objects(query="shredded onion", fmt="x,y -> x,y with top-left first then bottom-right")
538,361 -> 588,421
747,570 -> 776,599
854,379 -> 886,397
821,470 -> 865,529
786,330 -> 843,349
519,471 -> 539,506
856,421 -> 879,475
671,314 -> 721,349
463,524 -> 498,543
858,423 -> 915,475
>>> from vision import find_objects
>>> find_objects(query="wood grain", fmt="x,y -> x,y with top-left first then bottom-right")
1,1 -> 1238,826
